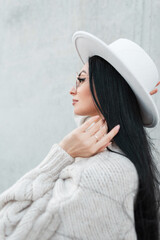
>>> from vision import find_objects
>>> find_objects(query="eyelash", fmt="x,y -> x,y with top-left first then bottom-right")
77,77 -> 86,82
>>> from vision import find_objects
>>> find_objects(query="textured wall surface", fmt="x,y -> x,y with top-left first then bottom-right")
0,0 -> 160,193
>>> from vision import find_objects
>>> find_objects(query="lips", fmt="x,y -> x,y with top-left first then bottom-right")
72,100 -> 79,103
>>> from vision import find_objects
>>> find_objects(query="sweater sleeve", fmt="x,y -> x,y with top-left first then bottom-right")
0,143 -> 74,239
7,154 -> 137,240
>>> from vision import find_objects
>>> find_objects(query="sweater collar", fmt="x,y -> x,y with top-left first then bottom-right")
107,141 -> 126,156
73,113 -> 126,156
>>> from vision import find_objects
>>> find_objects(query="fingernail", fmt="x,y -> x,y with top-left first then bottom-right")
115,124 -> 120,130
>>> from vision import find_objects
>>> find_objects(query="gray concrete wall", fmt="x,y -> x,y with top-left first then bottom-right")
0,0 -> 160,193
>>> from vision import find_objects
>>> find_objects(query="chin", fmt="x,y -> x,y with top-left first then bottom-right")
74,110 -> 89,116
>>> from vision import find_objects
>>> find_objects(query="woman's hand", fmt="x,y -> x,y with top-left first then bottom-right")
150,81 -> 160,95
59,115 -> 120,158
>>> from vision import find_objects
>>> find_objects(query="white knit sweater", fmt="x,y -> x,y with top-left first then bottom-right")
0,113 -> 139,240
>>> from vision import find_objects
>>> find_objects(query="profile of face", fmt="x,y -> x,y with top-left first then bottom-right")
69,61 -> 103,119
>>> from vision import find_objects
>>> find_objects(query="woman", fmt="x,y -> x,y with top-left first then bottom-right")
0,31 -> 160,240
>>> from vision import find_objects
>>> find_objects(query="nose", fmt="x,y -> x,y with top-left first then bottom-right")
69,85 -> 77,95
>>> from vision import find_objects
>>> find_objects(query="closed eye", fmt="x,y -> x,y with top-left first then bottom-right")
77,77 -> 86,82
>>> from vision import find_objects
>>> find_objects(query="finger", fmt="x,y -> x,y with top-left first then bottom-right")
80,115 -> 100,132
155,81 -> 160,87
95,125 -> 120,150
93,122 -> 108,140
150,89 -> 158,95
87,119 -> 105,135
97,142 -> 112,154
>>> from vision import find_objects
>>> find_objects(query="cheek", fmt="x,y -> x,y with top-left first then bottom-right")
79,85 -> 97,108
79,84 -> 92,100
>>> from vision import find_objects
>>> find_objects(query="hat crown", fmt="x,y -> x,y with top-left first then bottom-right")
108,38 -> 159,93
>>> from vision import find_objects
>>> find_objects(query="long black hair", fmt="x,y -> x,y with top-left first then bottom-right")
88,55 -> 160,240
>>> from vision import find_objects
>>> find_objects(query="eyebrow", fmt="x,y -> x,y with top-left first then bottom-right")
78,70 -> 87,76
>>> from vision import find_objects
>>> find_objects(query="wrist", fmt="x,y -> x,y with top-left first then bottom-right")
59,141 -> 75,158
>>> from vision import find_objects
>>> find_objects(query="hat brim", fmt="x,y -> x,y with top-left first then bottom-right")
72,31 -> 160,128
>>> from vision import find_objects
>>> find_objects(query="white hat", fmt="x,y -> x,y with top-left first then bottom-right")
72,31 -> 160,128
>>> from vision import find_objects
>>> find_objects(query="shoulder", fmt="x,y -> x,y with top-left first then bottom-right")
82,150 -> 138,180
79,150 -> 139,200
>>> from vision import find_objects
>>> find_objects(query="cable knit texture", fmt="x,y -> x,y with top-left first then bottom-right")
0,113 -> 139,240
